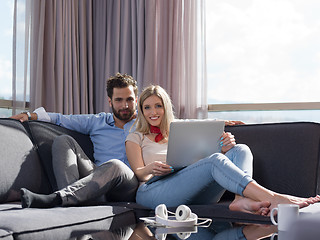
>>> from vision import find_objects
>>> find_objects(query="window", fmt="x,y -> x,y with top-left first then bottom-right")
0,0 -> 29,117
206,0 -> 320,123
0,0 -> 14,117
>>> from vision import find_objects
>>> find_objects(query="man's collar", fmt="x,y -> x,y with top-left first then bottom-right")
109,112 -> 137,128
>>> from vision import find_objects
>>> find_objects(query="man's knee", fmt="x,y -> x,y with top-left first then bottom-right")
53,135 -> 75,150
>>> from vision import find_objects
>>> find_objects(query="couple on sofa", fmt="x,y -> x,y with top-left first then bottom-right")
11,73 -> 320,215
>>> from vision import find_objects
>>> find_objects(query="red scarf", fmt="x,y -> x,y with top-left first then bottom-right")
150,125 -> 164,142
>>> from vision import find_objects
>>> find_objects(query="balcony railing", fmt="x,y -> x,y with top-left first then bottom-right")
0,99 -> 29,109
208,102 -> 320,112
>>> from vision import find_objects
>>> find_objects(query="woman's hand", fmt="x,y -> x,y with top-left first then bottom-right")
220,132 -> 236,154
224,120 -> 245,126
147,161 -> 173,176
126,140 -> 173,182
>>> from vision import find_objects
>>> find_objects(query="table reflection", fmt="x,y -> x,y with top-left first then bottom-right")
75,221 -> 278,240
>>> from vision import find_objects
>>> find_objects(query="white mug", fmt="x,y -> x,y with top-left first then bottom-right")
270,204 -> 299,231
270,231 -> 290,240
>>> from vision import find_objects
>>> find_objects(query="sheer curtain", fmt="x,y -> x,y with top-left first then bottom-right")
23,0 -> 207,118
142,0 -> 207,119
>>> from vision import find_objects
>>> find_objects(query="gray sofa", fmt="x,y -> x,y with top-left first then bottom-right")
1,118 -> 320,239
0,118 -> 143,240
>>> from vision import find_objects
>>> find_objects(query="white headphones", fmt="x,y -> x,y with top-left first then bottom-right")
139,204 -> 212,240
155,204 -> 210,228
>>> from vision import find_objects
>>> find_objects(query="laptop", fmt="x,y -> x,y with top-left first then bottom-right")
146,120 -> 225,184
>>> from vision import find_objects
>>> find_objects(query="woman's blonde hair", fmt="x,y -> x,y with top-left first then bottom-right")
135,85 -> 175,137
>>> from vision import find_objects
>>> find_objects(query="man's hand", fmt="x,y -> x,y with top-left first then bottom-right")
224,120 -> 245,126
10,112 -> 37,122
220,132 -> 236,154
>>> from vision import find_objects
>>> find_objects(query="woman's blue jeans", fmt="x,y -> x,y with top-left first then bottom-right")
136,144 -> 253,208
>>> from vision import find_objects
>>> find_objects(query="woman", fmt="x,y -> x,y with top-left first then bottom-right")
126,85 -> 320,215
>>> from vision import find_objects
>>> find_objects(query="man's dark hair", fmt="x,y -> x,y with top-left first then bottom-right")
106,72 -> 138,99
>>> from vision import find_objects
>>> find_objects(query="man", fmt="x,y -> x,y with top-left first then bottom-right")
11,73 -> 139,207
12,72 -> 138,167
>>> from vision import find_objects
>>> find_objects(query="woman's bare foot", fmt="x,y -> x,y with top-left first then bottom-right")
229,196 -> 271,216
242,181 -> 320,213
268,193 -> 320,211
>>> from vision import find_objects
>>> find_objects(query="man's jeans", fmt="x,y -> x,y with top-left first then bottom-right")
52,135 -> 138,206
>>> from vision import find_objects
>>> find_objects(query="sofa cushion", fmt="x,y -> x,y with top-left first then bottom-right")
0,229 -> 13,240
226,122 -> 320,197
25,121 -> 94,191
0,203 -> 135,240
0,119 -> 51,203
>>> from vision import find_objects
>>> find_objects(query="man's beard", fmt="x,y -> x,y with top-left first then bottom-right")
111,104 -> 135,121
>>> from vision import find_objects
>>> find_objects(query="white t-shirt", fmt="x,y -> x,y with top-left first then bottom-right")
126,132 -> 167,166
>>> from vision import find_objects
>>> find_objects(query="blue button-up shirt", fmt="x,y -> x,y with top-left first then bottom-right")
47,112 -> 135,166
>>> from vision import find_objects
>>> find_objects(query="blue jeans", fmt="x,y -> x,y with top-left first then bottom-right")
136,144 -> 253,208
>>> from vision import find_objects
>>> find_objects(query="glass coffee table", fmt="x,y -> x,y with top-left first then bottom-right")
70,202 -> 320,239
